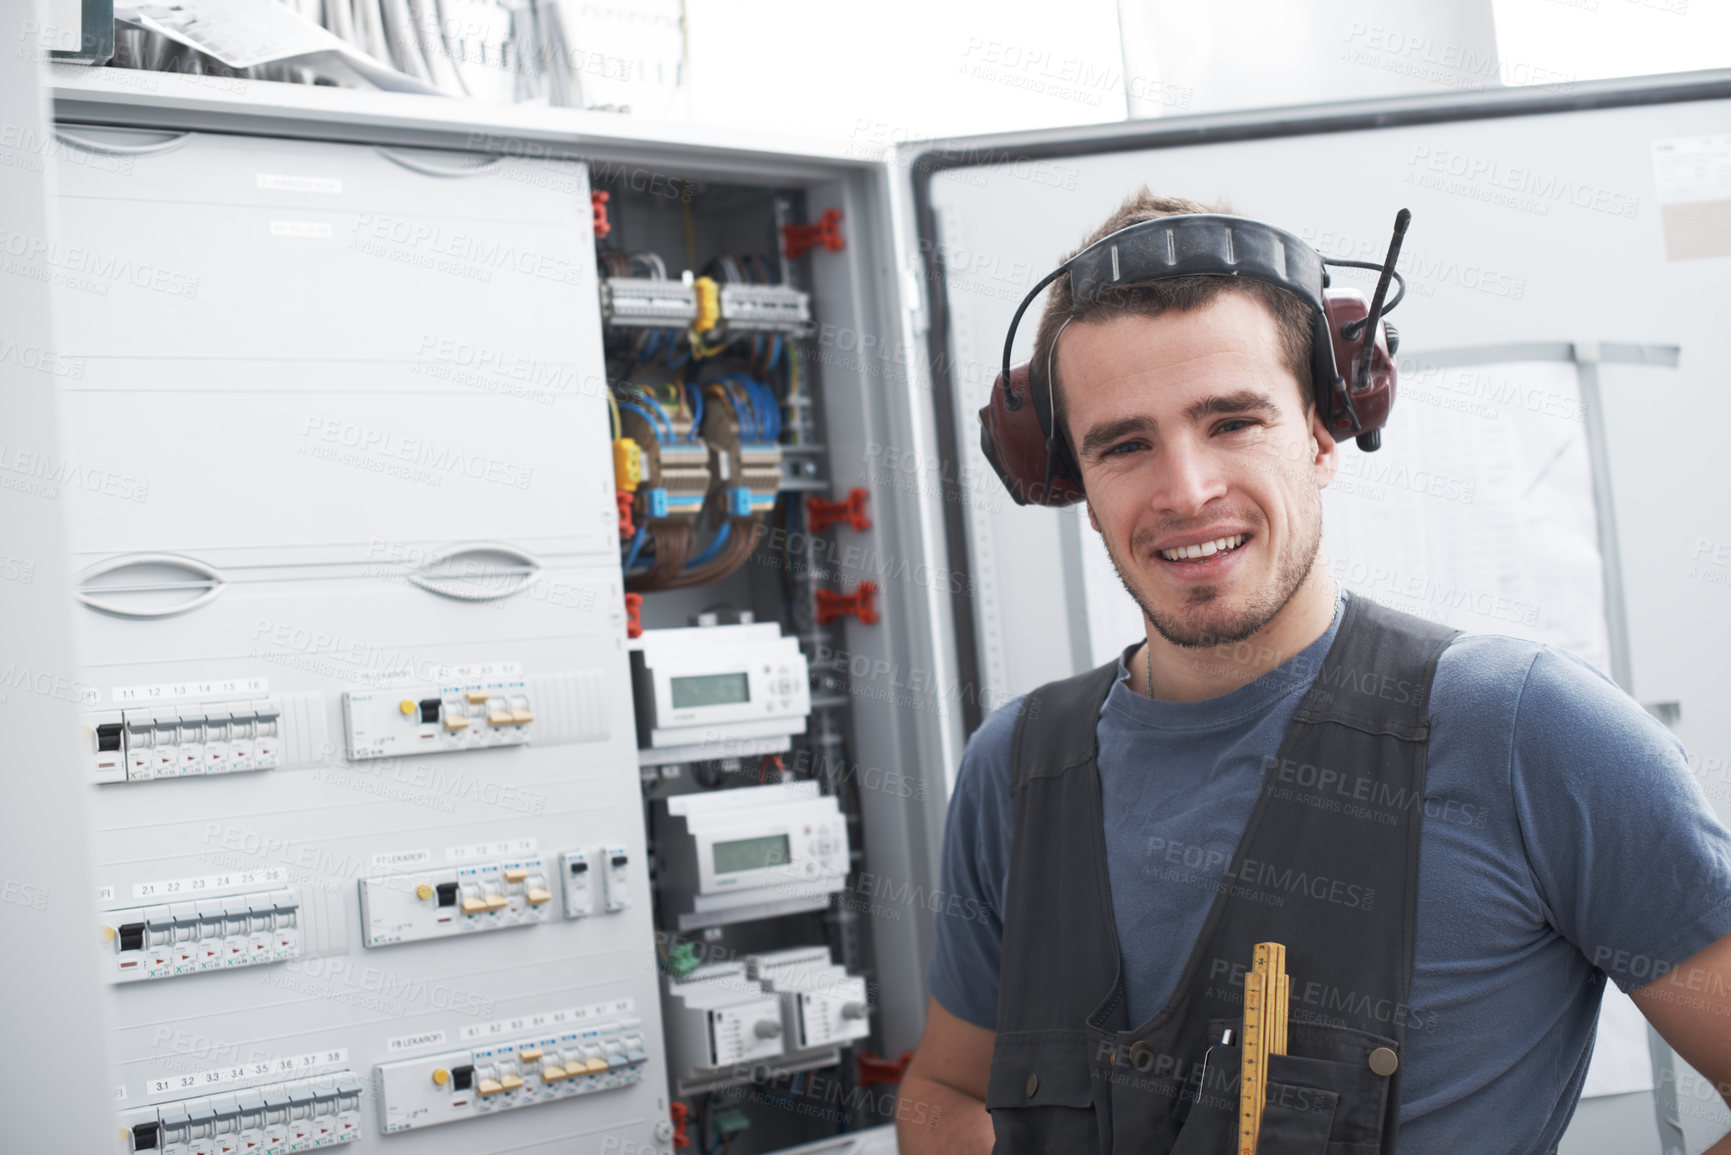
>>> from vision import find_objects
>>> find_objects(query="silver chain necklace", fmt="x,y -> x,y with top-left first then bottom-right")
1144,582 -> 1340,699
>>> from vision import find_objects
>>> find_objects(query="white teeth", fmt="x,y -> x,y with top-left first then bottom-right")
1160,534 -> 1244,562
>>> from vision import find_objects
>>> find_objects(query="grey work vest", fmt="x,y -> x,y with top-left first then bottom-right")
988,596 -> 1457,1154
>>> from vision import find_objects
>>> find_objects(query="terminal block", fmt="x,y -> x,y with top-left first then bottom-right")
600,277 -> 698,328
119,1070 -> 362,1151
342,684 -> 532,760
359,857 -> 553,947
718,284 -> 812,334
104,887 -> 301,983
374,1018 -> 649,1132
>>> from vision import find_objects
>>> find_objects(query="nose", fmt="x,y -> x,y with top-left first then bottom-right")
1150,434 -> 1228,517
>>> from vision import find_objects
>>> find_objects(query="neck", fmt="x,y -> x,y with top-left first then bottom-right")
1141,556 -> 1338,702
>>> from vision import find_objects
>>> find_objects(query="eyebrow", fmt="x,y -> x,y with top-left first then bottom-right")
1076,391 -> 1281,460
1185,391 -> 1281,422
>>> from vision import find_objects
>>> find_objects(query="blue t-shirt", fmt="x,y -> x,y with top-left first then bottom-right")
927,595 -> 1731,1154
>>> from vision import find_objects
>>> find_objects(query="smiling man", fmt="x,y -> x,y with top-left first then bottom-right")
897,190 -> 1731,1154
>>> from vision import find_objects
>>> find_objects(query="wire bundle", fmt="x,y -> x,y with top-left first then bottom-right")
109,0 -> 583,105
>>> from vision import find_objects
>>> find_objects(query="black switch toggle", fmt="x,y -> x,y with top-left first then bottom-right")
435,882 -> 458,907
451,1064 -> 474,1090
569,861 -> 588,875
97,722 -> 123,752
131,1120 -> 160,1150
419,698 -> 441,724
118,922 -> 146,951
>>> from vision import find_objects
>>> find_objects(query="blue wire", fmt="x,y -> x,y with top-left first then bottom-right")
622,527 -> 648,570
685,522 -> 730,568
624,393 -> 677,443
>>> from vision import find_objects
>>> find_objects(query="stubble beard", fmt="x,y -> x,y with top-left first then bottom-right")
1094,489 -> 1324,649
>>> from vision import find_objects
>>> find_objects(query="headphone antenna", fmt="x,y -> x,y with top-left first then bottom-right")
1352,209 -> 1410,394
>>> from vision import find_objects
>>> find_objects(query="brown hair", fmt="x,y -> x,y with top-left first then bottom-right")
1032,187 -> 1317,457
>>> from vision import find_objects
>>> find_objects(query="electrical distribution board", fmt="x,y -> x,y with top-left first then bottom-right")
37,68 -> 954,1155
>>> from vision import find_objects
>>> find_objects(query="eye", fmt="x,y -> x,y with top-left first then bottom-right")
1105,439 -> 1146,457
1215,418 -> 1259,435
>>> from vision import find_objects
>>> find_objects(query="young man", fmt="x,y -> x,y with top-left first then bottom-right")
897,190 -> 1731,1154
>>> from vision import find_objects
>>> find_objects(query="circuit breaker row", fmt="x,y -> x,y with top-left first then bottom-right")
121,1070 -> 363,1152
375,1018 -> 650,1132
105,888 -> 301,983
89,700 -> 282,783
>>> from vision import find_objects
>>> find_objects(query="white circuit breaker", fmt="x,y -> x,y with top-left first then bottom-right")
104,888 -> 301,983
358,857 -> 553,947
559,849 -> 594,918
603,845 -> 631,912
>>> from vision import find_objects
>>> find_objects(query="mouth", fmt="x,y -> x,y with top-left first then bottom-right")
1157,533 -> 1248,564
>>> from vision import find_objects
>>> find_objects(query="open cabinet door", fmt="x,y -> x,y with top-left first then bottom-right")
899,70 -> 1731,1155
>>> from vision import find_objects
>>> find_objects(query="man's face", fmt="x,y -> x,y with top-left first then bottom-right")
1055,292 -> 1338,647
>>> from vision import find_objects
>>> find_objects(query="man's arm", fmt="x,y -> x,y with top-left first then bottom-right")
1633,929 -> 1731,1153
896,997 -> 996,1155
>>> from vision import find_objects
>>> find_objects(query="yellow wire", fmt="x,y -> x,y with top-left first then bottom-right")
606,389 -> 621,438
788,345 -> 801,397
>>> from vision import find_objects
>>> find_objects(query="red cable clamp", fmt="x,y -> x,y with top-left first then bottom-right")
669,1101 -> 692,1149
625,592 -> 643,639
782,208 -> 843,259
807,488 -> 871,534
816,581 -> 878,626
592,190 -> 612,239
857,1050 -> 913,1088
616,491 -> 636,539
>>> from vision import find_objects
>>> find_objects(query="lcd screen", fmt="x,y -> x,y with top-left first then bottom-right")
671,671 -> 751,709
712,834 -> 791,874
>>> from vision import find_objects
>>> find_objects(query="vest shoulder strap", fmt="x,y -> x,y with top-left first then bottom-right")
1008,660 -> 1119,795
1295,596 -> 1460,739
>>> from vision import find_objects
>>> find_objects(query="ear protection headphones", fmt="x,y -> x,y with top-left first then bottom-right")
978,210 -> 1411,507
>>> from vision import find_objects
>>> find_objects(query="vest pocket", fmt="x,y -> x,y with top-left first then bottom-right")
1258,1082 -> 1340,1151
1169,1051 -> 1340,1155
1268,1022 -> 1397,1149
986,1028 -> 1100,1153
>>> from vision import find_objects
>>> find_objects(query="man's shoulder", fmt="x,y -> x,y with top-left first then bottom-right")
957,693 -> 1033,784
1433,630 -> 1637,734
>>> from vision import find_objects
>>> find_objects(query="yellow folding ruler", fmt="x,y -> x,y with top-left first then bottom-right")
1238,942 -> 1290,1154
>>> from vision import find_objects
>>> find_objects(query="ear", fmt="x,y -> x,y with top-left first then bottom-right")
1309,406 -> 1341,490
1085,498 -> 1102,535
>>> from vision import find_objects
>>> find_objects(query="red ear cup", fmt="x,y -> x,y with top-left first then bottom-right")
1321,287 -> 1398,449
978,363 -> 1086,508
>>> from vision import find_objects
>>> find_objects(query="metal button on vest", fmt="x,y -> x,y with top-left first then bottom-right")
1368,1047 -> 1399,1077
1025,1073 -> 1039,1097
1128,1041 -> 1153,1069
